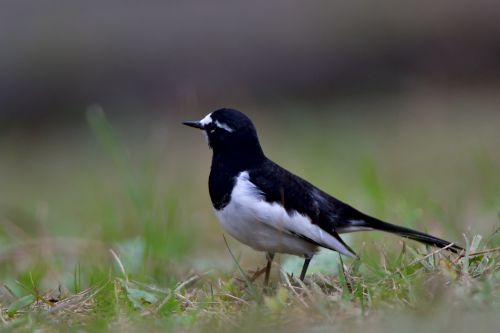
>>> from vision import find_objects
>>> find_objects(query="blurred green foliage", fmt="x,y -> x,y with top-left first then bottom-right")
0,99 -> 498,331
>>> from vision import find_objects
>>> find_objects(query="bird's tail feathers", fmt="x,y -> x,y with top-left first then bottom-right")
350,217 -> 463,254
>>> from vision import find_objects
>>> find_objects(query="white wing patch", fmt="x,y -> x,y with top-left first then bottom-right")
217,171 -> 355,257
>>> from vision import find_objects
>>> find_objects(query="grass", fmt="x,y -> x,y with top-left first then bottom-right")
0,95 -> 499,332
1,238 -> 498,332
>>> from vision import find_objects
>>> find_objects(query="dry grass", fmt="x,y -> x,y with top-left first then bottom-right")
0,234 -> 498,332
0,96 -> 499,332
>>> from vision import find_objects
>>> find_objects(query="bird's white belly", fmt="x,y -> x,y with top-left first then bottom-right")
213,171 -> 355,257
214,172 -> 319,256
215,203 -> 318,256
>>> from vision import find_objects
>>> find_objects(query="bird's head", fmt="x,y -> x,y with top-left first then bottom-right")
183,108 -> 264,161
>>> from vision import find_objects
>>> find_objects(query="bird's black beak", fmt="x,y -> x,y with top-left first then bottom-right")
182,120 -> 204,130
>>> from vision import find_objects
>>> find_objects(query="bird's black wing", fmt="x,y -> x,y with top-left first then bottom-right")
249,159 -> 463,255
248,159 -> 358,257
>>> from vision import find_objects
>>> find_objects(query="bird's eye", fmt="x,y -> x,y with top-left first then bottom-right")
206,124 -> 217,133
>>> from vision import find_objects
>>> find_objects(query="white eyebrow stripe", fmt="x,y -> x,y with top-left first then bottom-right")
215,121 -> 234,132
199,113 -> 213,125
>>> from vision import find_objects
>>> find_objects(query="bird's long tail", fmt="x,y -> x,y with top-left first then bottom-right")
349,216 -> 464,253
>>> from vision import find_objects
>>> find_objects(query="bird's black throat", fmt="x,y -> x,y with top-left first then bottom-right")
208,132 -> 266,210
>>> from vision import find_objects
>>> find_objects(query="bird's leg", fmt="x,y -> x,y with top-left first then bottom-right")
246,252 -> 275,284
248,266 -> 267,282
299,256 -> 312,281
264,252 -> 275,286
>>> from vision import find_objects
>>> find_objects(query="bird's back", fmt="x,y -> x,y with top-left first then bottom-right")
249,159 -> 364,230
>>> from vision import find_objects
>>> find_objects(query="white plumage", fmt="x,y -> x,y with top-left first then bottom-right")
215,171 -> 355,257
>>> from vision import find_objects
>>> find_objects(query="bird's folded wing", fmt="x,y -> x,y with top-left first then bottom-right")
244,162 -> 357,257
246,196 -> 357,257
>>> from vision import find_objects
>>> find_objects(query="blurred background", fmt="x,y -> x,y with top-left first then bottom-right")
0,0 -> 499,290
2,1 -> 500,127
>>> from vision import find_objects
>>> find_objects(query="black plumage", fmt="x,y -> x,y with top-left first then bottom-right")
183,108 -> 463,283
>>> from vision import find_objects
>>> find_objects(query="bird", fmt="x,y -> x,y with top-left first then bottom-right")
183,108 -> 463,284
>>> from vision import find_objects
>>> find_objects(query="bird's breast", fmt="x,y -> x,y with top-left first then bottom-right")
213,171 -> 318,256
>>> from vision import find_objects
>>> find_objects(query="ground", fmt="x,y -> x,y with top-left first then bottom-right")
0,94 -> 499,332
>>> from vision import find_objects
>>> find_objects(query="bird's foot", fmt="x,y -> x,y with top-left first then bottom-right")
234,266 -> 268,289
248,266 -> 267,282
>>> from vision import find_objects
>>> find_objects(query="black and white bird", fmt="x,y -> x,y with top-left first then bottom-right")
183,108 -> 462,284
